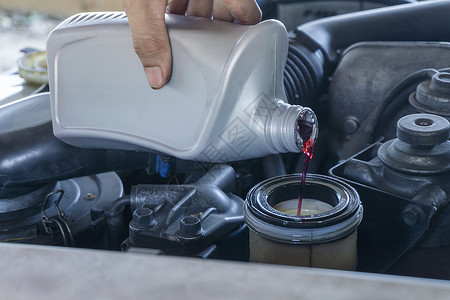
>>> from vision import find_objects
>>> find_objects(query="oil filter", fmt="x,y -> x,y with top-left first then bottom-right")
244,174 -> 363,270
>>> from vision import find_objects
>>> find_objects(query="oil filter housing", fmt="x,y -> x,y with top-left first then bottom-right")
244,174 -> 363,270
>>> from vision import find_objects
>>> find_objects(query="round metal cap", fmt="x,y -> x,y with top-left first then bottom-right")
409,72 -> 450,117
397,114 -> 450,146
378,113 -> 450,174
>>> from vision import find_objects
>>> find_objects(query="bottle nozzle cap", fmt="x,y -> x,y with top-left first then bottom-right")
297,108 -> 318,146
268,102 -> 318,154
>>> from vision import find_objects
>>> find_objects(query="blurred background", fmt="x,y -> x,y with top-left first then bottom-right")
0,0 -> 426,73
0,0 -> 123,72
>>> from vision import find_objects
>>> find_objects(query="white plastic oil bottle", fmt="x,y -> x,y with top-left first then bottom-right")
47,12 -> 317,162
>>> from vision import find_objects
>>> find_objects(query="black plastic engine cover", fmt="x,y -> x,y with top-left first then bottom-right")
122,165 -> 247,259
328,42 -> 450,159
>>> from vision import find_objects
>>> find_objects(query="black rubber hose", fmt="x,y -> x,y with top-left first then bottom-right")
261,0 -> 414,5
257,0 -> 417,19
0,122 -> 152,198
372,67 -> 450,140
289,0 -> 450,95
341,68 -> 438,158
105,195 -> 131,250
284,40 -> 324,105
284,64 -> 299,104
296,0 -> 450,65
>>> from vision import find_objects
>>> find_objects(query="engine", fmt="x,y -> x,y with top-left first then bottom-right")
1,0 -> 449,285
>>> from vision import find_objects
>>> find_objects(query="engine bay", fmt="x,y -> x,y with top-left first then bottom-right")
1,0 -> 449,291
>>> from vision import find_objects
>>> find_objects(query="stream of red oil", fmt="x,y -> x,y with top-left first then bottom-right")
297,119 -> 315,216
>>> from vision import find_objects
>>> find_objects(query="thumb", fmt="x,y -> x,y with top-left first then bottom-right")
122,0 -> 172,89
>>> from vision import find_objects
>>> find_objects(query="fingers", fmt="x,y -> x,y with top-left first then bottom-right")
212,0 -> 234,22
187,0 -> 214,18
221,0 -> 261,24
167,0 -> 189,15
122,0 -> 261,89
169,0 -> 261,24
122,0 -> 171,89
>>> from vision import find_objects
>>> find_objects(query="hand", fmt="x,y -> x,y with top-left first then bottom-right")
122,0 -> 262,89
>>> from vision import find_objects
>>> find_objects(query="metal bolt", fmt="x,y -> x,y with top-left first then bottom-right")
402,204 -> 422,226
343,117 -> 359,134
178,216 -> 203,237
132,207 -> 156,227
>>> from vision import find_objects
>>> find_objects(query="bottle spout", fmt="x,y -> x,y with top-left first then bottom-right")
297,107 -> 319,150
269,102 -> 318,154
